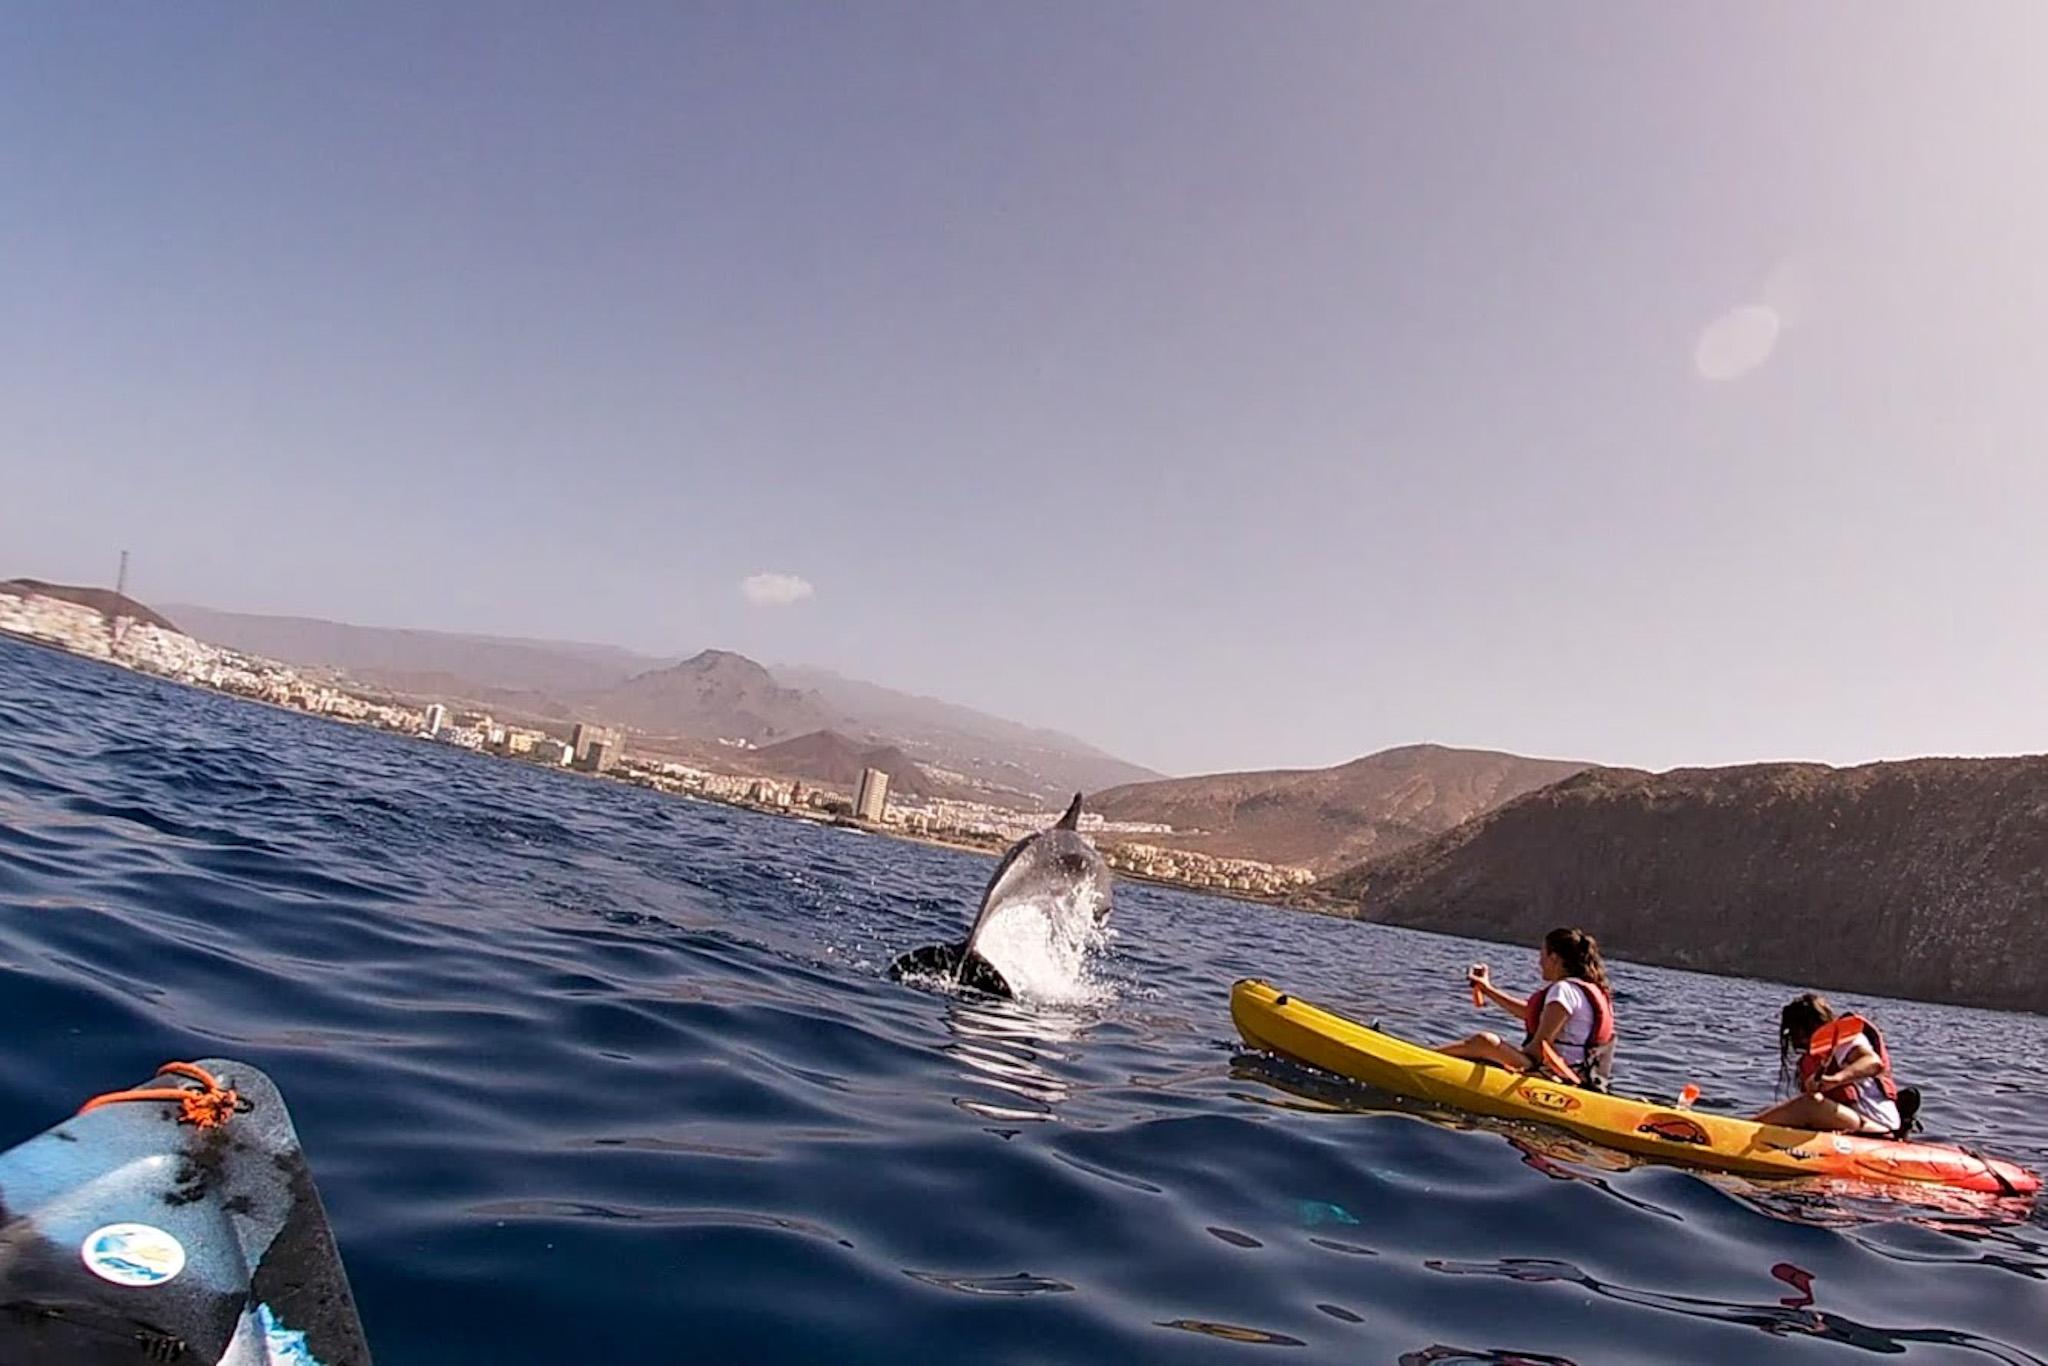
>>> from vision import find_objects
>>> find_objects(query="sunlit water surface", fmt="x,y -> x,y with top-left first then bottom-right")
0,636 -> 2042,1364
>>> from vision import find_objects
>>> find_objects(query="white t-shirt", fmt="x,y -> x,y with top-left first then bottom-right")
1531,979 -> 1598,1055
1826,1036 -> 1901,1131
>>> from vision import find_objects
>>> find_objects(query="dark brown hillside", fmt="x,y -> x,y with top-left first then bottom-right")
1094,744 -> 1587,873
1317,758 -> 2048,1013
747,730 -> 934,799
584,650 -> 831,746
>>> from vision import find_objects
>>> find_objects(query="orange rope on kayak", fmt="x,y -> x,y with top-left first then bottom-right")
77,1061 -> 246,1129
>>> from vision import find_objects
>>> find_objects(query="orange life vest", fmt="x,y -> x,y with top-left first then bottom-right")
1797,1015 -> 1899,1106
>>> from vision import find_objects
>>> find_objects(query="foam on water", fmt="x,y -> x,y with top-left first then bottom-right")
966,871 -> 1114,1006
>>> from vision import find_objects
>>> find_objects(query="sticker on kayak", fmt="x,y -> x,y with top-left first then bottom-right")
1636,1115 -> 1710,1146
81,1222 -> 187,1287
1519,1086 -> 1582,1114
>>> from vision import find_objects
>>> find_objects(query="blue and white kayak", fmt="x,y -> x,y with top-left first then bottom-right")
0,1058 -> 371,1365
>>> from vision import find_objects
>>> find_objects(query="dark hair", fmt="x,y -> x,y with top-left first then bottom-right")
1777,992 -> 1836,1092
1779,992 -> 1835,1058
1543,927 -> 1608,994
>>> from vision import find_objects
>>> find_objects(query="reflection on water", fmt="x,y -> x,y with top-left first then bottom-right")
902,1269 -> 1075,1297
1399,1346 -> 1581,1366
1232,1047 -> 2044,1233
1231,1049 -> 1483,1128
1425,1257 -> 2048,1362
1155,1317 -> 1308,1346
1508,1136 -> 1685,1222
1715,1172 -> 2046,1231
941,995 -> 1088,1122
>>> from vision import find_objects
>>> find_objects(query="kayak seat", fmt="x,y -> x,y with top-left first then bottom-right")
1893,1086 -> 1923,1141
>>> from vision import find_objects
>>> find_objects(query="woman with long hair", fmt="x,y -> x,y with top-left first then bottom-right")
1752,992 -> 1910,1135
1440,926 -> 1617,1091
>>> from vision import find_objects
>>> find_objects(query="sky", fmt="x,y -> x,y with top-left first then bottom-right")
4,4 -> 2046,777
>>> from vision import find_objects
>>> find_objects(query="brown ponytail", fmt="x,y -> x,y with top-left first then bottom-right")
1544,927 -> 1609,994
1778,993 -> 1834,1066
1776,992 -> 1836,1096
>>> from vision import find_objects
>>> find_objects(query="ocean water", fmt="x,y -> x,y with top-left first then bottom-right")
1,633 -> 2043,1365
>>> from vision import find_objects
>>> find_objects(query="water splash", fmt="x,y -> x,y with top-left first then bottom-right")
965,872 -> 1113,1006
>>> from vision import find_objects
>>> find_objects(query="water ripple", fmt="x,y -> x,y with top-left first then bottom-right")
1,636 -> 2044,1364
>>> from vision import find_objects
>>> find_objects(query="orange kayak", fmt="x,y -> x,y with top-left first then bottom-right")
1231,979 -> 2039,1198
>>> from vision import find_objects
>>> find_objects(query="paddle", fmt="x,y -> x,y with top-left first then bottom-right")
1467,963 -> 1503,1011
1467,969 -> 1581,1085
1464,967 -> 1632,1093
1678,1083 -> 1700,1109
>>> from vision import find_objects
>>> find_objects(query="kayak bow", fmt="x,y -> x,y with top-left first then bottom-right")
0,1057 -> 372,1365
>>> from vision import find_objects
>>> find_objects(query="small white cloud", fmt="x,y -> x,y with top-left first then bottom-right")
740,572 -> 814,607
1694,304 -> 1782,382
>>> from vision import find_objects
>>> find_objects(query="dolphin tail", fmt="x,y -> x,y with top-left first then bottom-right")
889,941 -> 963,981
1055,793 -> 1085,831
887,941 -> 1014,998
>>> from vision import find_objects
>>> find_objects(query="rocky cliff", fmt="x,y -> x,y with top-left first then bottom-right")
1316,758 -> 2048,1013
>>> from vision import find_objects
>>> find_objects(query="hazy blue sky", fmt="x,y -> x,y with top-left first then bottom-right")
5,4 -> 2045,776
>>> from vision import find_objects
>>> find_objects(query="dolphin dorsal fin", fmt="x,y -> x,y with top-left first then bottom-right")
1056,793 -> 1084,830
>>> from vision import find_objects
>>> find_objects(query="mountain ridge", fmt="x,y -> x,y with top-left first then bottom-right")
1315,757 -> 2048,1014
164,603 -> 666,694
581,650 -> 830,746
774,663 -> 1159,795
154,603 -> 1155,799
1094,743 -> 1589,873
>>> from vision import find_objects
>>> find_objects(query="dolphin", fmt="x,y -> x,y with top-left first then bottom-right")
889,793 -> 1112,998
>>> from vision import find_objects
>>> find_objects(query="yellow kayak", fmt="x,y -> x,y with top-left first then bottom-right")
1230,979 -> 2038,1196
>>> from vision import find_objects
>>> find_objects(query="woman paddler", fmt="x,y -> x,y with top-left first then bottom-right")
1751,992 -> 1918,1137
1439,927 -> 1616,1091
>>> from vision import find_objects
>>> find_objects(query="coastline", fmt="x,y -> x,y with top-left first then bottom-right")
11,626 -> 2039,1016
0,625 -> 1305,909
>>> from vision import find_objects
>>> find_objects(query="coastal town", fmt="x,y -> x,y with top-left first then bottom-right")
0,585 -> 1316,901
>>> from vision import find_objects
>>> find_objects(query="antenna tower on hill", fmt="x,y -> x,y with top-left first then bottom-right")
110,549 -> 131,647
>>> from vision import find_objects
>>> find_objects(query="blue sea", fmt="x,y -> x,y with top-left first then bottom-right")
1,634 -> 2043,1365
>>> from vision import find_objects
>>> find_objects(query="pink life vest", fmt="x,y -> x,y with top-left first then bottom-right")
1522,978 -> 1616,1090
